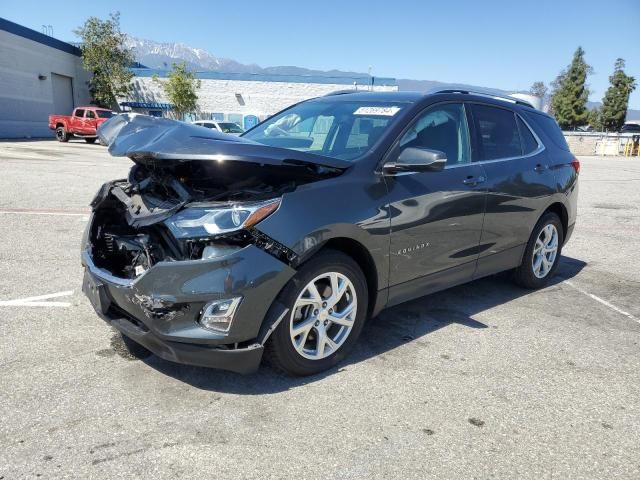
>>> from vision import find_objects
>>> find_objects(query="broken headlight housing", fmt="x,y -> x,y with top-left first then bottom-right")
165,198 -> 280,239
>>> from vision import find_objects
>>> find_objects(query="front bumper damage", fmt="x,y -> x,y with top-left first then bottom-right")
81,114 -> 347,373
82,221 -> 295,374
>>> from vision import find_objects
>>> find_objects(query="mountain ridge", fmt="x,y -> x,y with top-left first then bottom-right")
124,35 -> 640,120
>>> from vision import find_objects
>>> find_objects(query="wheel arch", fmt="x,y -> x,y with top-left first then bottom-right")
542,202 -> 569,243
317,237 -> 379,319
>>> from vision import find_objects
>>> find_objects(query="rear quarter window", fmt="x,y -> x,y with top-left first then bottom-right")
527,112 -> 569,151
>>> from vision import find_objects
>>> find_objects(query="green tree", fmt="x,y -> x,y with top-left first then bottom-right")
154,63 -> 201,119
75,13 -> 134,108
600,58 -> 636,131
529,81 -> 547,99
587,107 -> 603,131
549,47 -> 592,130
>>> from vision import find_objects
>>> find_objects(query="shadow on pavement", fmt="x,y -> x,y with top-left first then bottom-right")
144,255 -> 587,394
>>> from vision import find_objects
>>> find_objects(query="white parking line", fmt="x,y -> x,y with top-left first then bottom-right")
564,280 -> 639,324
0,290 -> 73,308
0,208 -> 88,217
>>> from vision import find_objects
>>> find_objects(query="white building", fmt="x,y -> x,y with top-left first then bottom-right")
0,18 -> 91,138
123,69 -> 398,129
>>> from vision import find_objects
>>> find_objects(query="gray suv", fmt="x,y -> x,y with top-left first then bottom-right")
83,89 -> 579,376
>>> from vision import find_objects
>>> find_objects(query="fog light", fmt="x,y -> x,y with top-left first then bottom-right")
199,297 -> 242,333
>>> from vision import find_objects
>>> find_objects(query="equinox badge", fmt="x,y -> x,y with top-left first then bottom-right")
397,242 -> 429,255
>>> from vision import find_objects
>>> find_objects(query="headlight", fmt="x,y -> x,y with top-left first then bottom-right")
165,198 -> 280,239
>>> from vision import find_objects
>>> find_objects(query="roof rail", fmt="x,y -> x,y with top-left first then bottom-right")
433,88 -> 534,108
324,89 -> 360,96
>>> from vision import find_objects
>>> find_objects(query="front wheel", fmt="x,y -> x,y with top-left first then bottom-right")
513,212 -> 563,289
265,250 -> 368,376
55,127 -> 69,142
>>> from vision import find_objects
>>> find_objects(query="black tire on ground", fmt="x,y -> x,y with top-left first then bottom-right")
265,249 -> 368,376
55,127 -> 69,142
85,138 -> 97,144
119,332 -> 153,359
513,212 -> 564,289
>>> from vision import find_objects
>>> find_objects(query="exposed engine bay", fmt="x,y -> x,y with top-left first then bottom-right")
89,158 -> 338,279
87,113 -> 348,280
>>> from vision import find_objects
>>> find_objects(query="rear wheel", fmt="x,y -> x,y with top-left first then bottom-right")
55,127 -> 69,142
513,212 -> 563,289
265,250 -> 368,376
85,138 -> 97,144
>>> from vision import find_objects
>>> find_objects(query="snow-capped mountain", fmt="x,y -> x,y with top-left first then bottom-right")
124,36 -> 261,73
124,35 -> 369,78
123,35 -> 640,120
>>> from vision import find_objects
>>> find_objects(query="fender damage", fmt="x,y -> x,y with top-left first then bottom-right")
89,114 -> 346,279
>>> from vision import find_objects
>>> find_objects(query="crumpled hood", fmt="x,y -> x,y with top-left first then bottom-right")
97,114 -> 350,170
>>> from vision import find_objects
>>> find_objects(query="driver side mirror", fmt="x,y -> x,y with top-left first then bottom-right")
383,147 -> 447,174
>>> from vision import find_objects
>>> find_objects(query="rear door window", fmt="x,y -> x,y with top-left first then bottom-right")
86,110 -> 96,119
470,104 -> 522,160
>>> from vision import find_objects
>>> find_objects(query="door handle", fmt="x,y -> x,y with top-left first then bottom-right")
534,164 -> 548,172
462,175 -> 485,186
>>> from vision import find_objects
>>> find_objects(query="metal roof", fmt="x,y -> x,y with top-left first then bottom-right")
131,68 -> 397,86
120,102 -> 174,110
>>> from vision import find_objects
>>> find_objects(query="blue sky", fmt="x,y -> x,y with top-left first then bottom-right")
3,0 -> 640,108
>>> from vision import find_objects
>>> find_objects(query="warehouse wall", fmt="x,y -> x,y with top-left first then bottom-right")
126,76 -> 398,121
0,28 -> 91,138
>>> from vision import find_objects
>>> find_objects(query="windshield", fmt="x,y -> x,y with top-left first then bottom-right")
97,110 -> 114,119
218,122 -> 244,133
243,100 -> 406,161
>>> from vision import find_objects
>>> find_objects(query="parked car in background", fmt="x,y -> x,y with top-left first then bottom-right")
620,123 -> 640,134
49,107 -> 114,143
192,120 -> 245,135
84,90 -> 579,376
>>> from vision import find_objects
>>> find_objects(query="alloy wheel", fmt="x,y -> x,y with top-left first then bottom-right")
532,224 -> 559,278
289,272 -> 357,360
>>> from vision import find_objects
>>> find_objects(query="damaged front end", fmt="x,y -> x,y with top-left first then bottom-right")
87,160 -> 303,280
88,113 -> 347,280
82,114 -> 345,371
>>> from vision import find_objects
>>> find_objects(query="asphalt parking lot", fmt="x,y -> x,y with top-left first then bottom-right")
1,139 -> 639,479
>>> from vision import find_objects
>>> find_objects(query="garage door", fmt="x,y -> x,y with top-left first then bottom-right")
51,73 -> 74,114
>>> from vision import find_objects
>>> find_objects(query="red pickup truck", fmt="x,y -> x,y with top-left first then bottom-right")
48,106 -> 114,143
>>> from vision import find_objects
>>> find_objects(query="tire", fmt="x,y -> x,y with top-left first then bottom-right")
85,138 -> 97,144
55,127 -> 69,142
265,249 -> 368,376
118,332 -> 153,360
513,212 -> 564,289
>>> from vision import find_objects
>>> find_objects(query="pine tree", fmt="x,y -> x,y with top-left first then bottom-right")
587,107 -> 603,131
550,47 -> 592,130
600,58 -> 636,132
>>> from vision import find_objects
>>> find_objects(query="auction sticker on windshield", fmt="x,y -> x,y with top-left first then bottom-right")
353,106 -> 401,116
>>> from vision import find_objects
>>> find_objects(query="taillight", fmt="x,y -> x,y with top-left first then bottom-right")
571,158 -> 580,174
